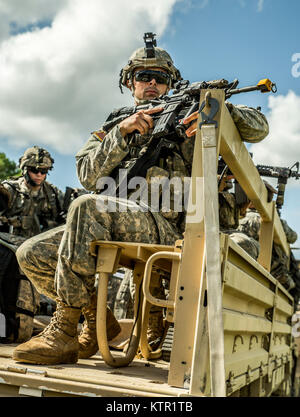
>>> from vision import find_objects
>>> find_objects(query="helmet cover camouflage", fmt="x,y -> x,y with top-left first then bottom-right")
19,146 -> 54,171
119,33 -> 181,91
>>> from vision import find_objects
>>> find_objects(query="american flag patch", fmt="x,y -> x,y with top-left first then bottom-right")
93,131 -> 106,142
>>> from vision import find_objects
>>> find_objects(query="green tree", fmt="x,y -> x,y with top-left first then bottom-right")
0,152 -> 21,180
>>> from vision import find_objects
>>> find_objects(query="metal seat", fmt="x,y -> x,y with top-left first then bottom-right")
90,240 -> 181,367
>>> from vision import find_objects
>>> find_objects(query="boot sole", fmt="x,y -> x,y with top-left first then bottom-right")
77,325 -> 122,359
12,350 -> 78,365
78,349 -> 98,359
107,324 -> 121,341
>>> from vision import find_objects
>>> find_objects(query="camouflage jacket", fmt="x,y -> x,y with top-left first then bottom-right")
76,103 -> 269,238
0,177 -> 64,238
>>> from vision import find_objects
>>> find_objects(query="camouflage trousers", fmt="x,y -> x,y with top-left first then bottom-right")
16,194 -> 179,309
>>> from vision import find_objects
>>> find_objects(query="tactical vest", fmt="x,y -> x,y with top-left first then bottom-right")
106,109 -> 190,237
98,108 -> 238,242
0,178 -> 62,238
0,244 -> 39,343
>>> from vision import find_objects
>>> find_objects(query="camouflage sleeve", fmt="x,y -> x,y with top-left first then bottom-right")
0,182 -> 13,210
219,192 -> 239,229
281,219 -> 298,244
52,185 -> 65,212
76,125 -> 130,191
225,102 -> 269,143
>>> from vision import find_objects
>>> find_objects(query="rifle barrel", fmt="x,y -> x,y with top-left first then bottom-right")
228,85 -> 261,96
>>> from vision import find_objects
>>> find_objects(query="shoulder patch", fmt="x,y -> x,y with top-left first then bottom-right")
93,130 -> 106,142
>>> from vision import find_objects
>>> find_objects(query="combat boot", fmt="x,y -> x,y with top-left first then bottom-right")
147,309 -> 165,352
78,294 -> 121,359
12,300 -> 81,365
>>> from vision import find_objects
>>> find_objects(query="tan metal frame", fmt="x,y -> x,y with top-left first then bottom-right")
140,250 -> 181,360
90,89 -> 292,396
167,89 -> 291,396
90,241 -> 176,367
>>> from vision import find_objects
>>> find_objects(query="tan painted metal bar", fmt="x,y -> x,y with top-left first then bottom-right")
140,251 -> 181,360
167,92 -> 206,388
92,241 -> 177,367
189,247 -> 210,396
267,281 -> 279,383
218,103 -> 289,255
223,262 -> 275,307
168,90 -> 227,392
258,201 -> 276,271
94,244 -> 142,368
0,368 -> 184,397
140,251 -> 181,359
166,240 -> 182,323
222,310 -> 272,333
199,123 -> 226,397
97,271 -> 141,367
142,251 -> 181,309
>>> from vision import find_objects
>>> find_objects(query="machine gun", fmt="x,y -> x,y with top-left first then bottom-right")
218,158 -> 300,214
255,162 -> 300,213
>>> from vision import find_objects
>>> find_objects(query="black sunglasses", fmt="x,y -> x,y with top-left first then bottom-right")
134,70 -> 170,85
28,167 -> 48,174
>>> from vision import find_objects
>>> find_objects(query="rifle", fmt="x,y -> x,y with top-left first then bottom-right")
59,187 -> 90,219
102,77 -> 277,139
102,78 -> 276,194
62,186 -> 75,214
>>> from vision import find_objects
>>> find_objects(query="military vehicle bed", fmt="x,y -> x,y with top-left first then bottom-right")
0,90 -> 299,398
0,344 -> 189,397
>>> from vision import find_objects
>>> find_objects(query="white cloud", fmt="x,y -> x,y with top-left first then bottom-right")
0,0 -> 178,154
0,0 -> 68,42
257,0 -> 264,12
249,90 -> 300,188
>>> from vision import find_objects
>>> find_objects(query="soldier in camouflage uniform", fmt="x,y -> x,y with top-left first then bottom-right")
12,34 -> 269,365
0,146 -> 64,238
238,181 -> 298,292
114,181 -> 260,328
0,146 -> 64,342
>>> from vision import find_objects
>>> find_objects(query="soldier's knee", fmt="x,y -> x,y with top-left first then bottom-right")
68,193 -> 94,212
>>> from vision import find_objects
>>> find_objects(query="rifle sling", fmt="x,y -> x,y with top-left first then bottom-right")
116,137 -> 176,195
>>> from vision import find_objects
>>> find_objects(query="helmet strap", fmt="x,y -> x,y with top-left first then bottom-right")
24,168 -> 45,188
24,170 -> 37,187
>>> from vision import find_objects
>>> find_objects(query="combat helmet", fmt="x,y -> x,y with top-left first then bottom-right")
19,146 -> 54,172
119,32 -> 182,92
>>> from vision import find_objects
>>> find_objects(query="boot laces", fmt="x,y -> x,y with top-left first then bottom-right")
39,303 -> 75,338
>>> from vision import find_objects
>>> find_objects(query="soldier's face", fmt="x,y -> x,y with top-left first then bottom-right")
131,67 -> 168,101
28,169 -> 47,186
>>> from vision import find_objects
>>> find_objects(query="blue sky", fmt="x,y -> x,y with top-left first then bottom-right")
0,0 -> 299,251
